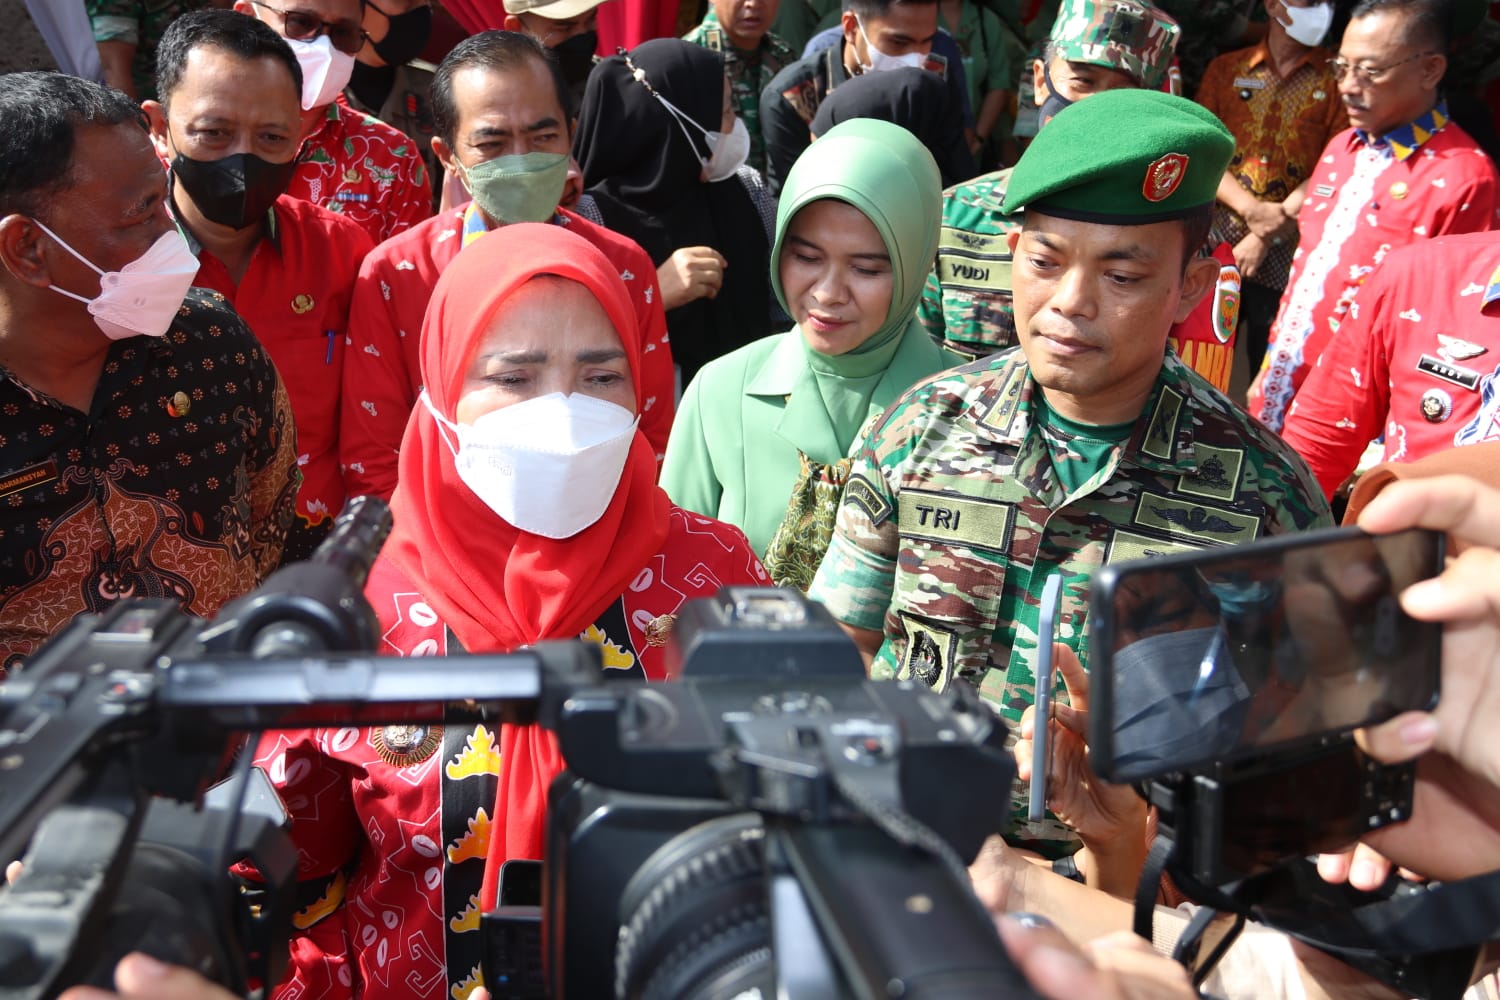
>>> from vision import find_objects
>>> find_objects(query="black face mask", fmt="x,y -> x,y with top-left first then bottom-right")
1037,61 -> 1075,129
371,4 -> 432,66
171,152 -> 298,231
552,30 -> 598,89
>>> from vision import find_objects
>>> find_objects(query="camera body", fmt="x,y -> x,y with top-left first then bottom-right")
532,588 -> 1023,1000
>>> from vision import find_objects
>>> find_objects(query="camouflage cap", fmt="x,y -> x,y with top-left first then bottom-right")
1001,89 -> 1233,223
1047,0 -> 1180,91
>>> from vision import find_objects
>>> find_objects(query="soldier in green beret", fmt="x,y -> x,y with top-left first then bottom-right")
918,0 -> 1181,363
808,89 -> 1332,871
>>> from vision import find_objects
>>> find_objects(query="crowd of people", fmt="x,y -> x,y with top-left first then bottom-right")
4,0 -> 1500,997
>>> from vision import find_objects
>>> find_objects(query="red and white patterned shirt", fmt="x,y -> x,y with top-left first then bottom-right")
1249,104 -> 1499,431
288,99 -> 433,246
1281,231 -> 1500,497
254,506 -> 768,1000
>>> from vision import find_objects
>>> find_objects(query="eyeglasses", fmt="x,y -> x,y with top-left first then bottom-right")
251,1 -> 368,54
1327,51 -> 1435,85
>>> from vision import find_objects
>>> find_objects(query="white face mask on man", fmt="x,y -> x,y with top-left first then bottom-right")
855,17 -> 926,73
287,34 -> 356,110
1278,1 -> 1334,47
34,221 -> 200,341
422,390 -> 640,539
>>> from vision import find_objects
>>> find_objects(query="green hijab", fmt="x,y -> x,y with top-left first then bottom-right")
770,118 -> 945,458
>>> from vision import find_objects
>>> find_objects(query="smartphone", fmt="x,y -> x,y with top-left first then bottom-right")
1028,573 -> 1064,823
1088,526 -> 1443,784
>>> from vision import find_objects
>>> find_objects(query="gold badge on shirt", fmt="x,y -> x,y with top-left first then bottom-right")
291,293 -> 315,315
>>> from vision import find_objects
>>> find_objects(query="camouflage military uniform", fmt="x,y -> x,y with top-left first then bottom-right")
685,8 -> 797,177
808,347 -> 1332,849
918,167 -> 1019,361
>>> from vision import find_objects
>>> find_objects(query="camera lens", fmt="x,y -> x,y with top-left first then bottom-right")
614,813 -> 773,1000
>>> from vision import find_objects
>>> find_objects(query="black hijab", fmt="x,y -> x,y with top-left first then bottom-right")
574,38 -> 773,384
810,67 -> 976,189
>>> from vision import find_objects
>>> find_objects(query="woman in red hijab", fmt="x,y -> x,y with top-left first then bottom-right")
253,224 -> 767,1000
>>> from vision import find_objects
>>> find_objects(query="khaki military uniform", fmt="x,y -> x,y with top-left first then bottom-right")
809,347 -> 1332,846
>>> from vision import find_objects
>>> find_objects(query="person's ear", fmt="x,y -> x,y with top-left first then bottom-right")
503,13 -> 525,32
142,100 -> 172,160
0,215 -> 57,290
840,9 -> 860,42
231,0 -> 256,15
431,134 -> 457,174
1006,228 -> 1022,254
1174,255 -> 1221,325
1031,58 -> 1047,106
1418,52 -> 1447,91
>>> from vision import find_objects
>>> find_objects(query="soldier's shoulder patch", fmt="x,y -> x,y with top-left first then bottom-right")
843,472 -> 894,526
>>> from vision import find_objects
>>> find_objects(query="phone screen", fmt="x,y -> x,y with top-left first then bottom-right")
1090,527 -> 1442,783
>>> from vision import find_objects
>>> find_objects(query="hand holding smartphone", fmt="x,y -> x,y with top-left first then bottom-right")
1028,573 -> 1064,823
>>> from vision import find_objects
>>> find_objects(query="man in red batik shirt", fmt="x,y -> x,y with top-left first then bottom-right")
1248,0 -> 1498,431
1281,231 -> 1500,498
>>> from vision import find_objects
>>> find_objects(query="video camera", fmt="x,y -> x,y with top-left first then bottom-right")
0,500 -> 1040,1000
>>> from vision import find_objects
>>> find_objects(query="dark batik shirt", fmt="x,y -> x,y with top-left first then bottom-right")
0,287 -> 301,675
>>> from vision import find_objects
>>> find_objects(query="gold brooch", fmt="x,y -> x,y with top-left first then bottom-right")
372,724 -> 443,767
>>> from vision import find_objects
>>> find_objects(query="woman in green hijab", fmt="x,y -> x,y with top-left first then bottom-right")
661,118 -> 960,589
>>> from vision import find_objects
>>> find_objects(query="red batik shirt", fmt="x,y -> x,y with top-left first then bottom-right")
254,506 -> 768,1000
1249,104 -> 1499,431
288,99 -> 433,246
190,195 -> 373,561
1282,231 -> 1500,497
340,204 -> 675,501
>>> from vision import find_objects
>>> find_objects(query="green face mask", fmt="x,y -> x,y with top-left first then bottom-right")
458,151 -> 570,224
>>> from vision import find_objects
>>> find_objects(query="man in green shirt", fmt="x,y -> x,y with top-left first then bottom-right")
684,0 -> 797,176
918,0 -> 1179,361
809,89 -> 1332,857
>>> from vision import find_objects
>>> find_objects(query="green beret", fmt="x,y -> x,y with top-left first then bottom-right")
1001,89 -> 1233,224
1048,0 -> 1181,92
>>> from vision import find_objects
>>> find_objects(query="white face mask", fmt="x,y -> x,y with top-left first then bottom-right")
634,72 -> 742,182
702,118 -> 751,182
288,34 -> 356,110
856,17 -> 926,73
422,390 -> 639,539
35,222 -> 200,341
1278,1 -> 1333,47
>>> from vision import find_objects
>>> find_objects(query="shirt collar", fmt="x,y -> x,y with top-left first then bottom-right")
460,199 -> 565,247
973,349 -> 1201,473
1357,100 -> 1450,161
171,177 -> 280,255
302,100 -> 344,145
1246,39 -> 1328,75
460,200 -> 489,248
